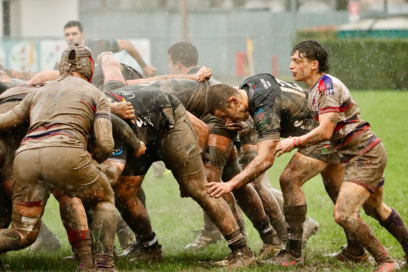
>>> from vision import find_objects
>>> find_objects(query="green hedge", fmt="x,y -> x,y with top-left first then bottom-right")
295,32 -> 408,90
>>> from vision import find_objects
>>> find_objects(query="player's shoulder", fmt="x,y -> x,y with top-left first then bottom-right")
239,73 -> 276,89
316,74 -> 346,93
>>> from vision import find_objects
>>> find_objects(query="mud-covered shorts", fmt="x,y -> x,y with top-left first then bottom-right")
12,143 -> 102,205
110,105 -> 202,177
343,142 -> 386,193
298,142 -> 341,165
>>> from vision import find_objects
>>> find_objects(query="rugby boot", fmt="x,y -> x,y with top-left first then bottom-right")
184,229 -> 223,251
225,246 -> 256,270
95,253 -> 117,272
302,217 -> 319,247
116,217 -> 137,254
269,249 -> 304,266
326,245 -> 369,263
257,243 -> 284,260
373,261 -> 400,272
129,243 -> 163,263
117,243 -> 140,259
214,251 -> 234,267
28,223 -> 62,252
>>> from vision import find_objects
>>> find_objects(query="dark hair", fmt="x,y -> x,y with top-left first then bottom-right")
168,42 -> 198,68
64,21 -> 83,32
291,40 -> 330,73
206,84 -> 241,115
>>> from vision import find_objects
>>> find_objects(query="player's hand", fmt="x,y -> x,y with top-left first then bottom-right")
97,51 -> 114,62
275,138 -> 294,157
143,65 -> 157,77
134,141 -> 146,157
225,120 -> 250,135
194,66 -> 212,82
111,102 -> 135,122
207,182 -> 233,198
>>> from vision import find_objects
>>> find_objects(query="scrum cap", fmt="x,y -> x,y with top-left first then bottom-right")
59,44 -> 94,82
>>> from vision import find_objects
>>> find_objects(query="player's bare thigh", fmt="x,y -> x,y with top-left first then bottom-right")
279,152 -> 328,204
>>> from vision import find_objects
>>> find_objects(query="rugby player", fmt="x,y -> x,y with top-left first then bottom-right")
205,75 -> 344,266
274,40 -> 406,271
165,42 -> 289,258
64,21 -> 156,77
0,54 -> 148,268
0,44 -> 119,271
96,52 -> 257,269
167,42 -> 319,252
0,75 -> 62,253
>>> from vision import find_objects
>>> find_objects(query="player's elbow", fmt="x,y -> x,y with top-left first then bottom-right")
94,137 -> 114,163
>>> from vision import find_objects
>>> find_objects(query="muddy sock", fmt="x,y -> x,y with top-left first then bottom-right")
271,216 -> 288,244
68,229 -> 94,269
345,233 -> 365,256
137,231 -> 160,250
253,216 -> 280,245
95,252 -> 114,269
203,211 -> 219,232
0,229 -> 23,253
225,229 -> 247,251
348,217 -> 393,264
380,208 -> 408,255
284,205 -> 307,258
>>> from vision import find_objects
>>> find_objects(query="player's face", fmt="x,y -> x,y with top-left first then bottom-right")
290,51 -> 313,82
213,100 -> 249,123
168,55 -> 180,74
64,27 -> 84,46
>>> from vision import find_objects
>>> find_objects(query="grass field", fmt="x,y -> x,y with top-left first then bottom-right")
2,91 -> 408,271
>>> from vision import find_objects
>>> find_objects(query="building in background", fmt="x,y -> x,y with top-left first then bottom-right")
1,0 -> 408,80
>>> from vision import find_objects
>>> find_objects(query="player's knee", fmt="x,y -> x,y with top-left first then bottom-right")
333,209 -> 354,229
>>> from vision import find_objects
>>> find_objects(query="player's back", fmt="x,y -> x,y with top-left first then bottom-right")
240,73 -> 316,139
120,79 -> 210,118
24,76 -> 110,146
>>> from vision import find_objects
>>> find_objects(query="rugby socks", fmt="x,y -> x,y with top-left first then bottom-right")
345,217 -> 394,264
137,231 -> 161,250
225,229 -> 247,251
253,216 -> 281,245
345,235 -> 365,256
284,205 -> 307,258
271,216 -> 288,244
380,208 -> 408,255
68,229 -> 94,269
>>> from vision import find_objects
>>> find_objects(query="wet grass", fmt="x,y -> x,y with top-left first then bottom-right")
2,90 -> 408,271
